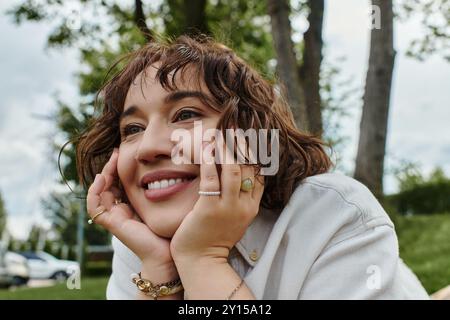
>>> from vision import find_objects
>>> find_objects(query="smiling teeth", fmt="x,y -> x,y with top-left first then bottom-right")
147,178 -> 188,190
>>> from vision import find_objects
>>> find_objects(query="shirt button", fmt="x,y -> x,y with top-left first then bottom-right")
249,250 -> 259,262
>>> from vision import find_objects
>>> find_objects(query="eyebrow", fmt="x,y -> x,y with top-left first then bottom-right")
119,105 -> 141,123
164,90 -> 213,104
120,90 -> 214,122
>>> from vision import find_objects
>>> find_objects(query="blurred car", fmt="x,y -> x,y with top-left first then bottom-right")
0,250 -> 30,288
19,251 -> 79,281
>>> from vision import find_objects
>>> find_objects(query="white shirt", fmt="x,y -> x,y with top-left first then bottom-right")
106,172 -> 429,299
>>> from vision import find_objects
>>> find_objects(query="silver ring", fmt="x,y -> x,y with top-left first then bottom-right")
198,191 -> 221,196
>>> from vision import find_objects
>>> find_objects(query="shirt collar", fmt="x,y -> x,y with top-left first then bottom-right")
234,206 -> 279,267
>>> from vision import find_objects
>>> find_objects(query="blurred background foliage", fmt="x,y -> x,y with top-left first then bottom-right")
386,166 -> 450,215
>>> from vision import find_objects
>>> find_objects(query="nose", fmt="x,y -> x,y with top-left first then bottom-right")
135,120 -> 175,164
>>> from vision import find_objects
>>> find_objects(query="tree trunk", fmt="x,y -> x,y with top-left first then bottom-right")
354,0 -> 396,199
135,0 -> 153,42
183,0 -> 209,36
299,0 -> 324,137
267,0 -> 309,132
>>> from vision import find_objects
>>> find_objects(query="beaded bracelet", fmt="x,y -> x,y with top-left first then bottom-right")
226,279 -> 245,300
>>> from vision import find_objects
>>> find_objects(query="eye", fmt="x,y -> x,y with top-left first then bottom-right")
174,109 -> 202,122
121,124 -> 144,137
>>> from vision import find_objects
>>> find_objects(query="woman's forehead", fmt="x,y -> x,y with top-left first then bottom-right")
130,63 -> 208,94
124,63 -> 212,109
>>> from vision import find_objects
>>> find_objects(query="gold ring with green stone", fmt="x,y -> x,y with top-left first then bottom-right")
240,177 -> 254,192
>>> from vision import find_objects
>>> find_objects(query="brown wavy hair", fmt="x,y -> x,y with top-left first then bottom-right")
75,34 -> 332,211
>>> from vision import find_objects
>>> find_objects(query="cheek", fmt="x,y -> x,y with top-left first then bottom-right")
188,121 -> 221,163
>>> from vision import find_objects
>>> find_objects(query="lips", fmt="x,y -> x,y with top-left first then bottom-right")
140,170 -> 198,202
140,170 -> 197,188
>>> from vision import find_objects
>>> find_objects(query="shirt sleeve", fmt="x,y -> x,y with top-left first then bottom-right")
297,224 -> 430,299
106,236 -> 141,300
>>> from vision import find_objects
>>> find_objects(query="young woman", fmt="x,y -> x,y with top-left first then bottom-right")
75,35 -> 429,300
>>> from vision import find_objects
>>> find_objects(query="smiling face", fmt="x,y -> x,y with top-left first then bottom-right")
117,63 -> 221,238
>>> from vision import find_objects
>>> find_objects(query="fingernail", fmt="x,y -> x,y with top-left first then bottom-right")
113,148 -> 119,153
94,174 -> 100,182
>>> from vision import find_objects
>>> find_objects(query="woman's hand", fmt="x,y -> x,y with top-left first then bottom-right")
86,148 -> 173,267
170,141 -> 265,263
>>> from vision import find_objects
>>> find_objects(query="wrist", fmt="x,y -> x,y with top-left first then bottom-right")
173,258 -> 243,300
170,237 -> 232,264
137,260 -> 182,300
140,259 -> 178,281
171,247 -> 230,267
174,254 -> 228,276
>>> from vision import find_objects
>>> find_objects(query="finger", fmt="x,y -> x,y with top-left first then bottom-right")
220,139 -> 241,199
252,171 -> 265,202
239,164 -> 255,199
101,148 -> 119,191
87,174 -> 105,216
86,174 -> 111,226
199,142 -> 220,195
236,137 -> 254,199
100,190 -> 116,211
99,186 -> 127,227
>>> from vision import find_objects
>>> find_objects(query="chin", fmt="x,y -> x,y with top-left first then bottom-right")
146,210 -> 187,238
152,223 -> 178,239
136,199 -> 195,238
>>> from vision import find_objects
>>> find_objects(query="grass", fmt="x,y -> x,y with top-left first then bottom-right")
0,277 -> 109,300
394,213 -> 450,295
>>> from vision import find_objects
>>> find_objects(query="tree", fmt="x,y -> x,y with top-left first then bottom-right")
161,0 -> 210,37
134,0 -> 154,41
399,0 -> 450,62
42,192 -> 110,246
300,0 -> 324,136
0,191 -> 6,237
354,0 -> 396,199
267,0 -> 324,135
353,1 -> 448,197
164,0 -> 276,77
267,0 -> 308,131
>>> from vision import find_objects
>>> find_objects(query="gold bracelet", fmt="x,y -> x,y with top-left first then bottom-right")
131,272 -> 183,300
226,278 -> 245,300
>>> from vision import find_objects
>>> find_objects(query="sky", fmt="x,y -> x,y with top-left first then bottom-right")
0,0 -> 449,239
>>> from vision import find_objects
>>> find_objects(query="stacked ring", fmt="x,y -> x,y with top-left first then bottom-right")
198,191 -> 221,196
